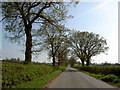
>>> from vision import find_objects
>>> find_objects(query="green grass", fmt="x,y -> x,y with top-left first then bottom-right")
81,71 -> 105,79
2,61 -> 66,88
13,70 -> 63,88
80,70 -> 120,88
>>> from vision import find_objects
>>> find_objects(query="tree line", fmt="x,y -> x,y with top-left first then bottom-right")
1,2 -> 108,66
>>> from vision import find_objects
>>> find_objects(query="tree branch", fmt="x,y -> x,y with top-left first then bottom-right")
30,2 -> 52,24
0,17 -> 6,22
14,2 -> 27,26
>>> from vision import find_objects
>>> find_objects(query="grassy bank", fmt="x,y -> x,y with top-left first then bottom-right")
2,61 -> 66,88
74,65 -> 120,88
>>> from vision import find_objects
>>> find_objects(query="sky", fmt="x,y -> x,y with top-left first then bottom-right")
0,3 -> 2,59
0,0 -> 119,64
65,0 -> 119,64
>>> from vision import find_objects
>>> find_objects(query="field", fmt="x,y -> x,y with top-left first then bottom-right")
74,65 -> 120,87
2,60 -> 65,88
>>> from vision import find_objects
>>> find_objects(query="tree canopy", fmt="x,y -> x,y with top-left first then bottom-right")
37,23 -> 70,66
1,2 -> 73,64
69,31 -> 109,66
1,2 -> 109,66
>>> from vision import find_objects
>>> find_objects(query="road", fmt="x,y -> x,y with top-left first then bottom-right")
45,66 -> 115,88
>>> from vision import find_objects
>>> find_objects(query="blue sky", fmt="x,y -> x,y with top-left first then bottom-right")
65,0 -> 119,63
0,27 -> 1,59
0,0 -> 119,63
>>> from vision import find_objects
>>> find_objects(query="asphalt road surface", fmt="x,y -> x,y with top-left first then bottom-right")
45,66 -> 115,88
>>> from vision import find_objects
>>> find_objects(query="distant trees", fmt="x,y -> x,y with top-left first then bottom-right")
69,31 -> 109,66
69,56 -> 76,67
55,37 -> 70,66
38,23 -> 69,66
1,2 -> 73,64
2,58 -> 22,63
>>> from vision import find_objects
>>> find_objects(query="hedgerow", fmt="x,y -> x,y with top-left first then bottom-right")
2,61 -> 62,88
77,66 -> 120,77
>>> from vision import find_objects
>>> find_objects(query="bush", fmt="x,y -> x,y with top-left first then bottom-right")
78,66 -> 120,77
100,74 -> 118,82
113,78 -> 120,83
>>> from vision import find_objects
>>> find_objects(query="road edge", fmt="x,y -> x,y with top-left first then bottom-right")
43,69 -> 65,88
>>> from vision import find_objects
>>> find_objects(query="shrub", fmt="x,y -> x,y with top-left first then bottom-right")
113,78 -> 120,83
100,74 -> 118,82
78,66 -> 120,77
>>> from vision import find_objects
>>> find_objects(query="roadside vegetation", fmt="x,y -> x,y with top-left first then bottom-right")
74,65 -> 120,87
2,59 -> 65,88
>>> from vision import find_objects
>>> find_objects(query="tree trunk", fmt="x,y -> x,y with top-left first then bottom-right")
58,60 -> 60,66
51,44 -> 55,66
24,24 -> 32,64
86,59 -> 90,66
58,59 -> 61,66
86,57 -> 91,66
52,55 -> 55,66
81,60 -> 84,66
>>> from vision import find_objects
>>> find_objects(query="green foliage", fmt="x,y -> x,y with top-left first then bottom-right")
2,2 -> 74,63
69,31 -> 108,66
100,74 -> 118,82
78,66 -> 120,77
75,66 -> 120,87
113,78 -> 120,83
14,70 -> 64,88
2,61 -> 65,88
38,23 -> 70,66
80,70 -> 120,88
89,73 -> 104,79
81,71 -> 105,79
2,2 -> 70,44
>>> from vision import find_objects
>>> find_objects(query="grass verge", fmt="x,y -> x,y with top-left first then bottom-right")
80,71 -> 120,88
2,61 -> 66,88
13,70 -> 63,88
74,65 -> 120,88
